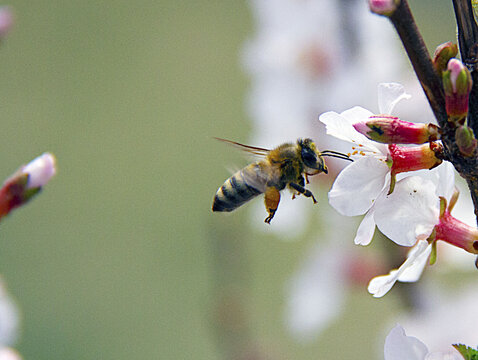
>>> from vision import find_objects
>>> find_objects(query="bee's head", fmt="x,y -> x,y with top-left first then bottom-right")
298,138 -> 328,174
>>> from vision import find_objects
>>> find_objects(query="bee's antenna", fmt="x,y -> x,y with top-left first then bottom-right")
321,150 -> 353,162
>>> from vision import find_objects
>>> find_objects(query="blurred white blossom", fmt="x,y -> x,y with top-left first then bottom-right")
284,210 -> 385,339
0,7 -> 13,39
0,278 -> 20,347
0,347 -> 21,360
285,243 -> 346,339
396,284 -> 478,353
384,324 -> 462,360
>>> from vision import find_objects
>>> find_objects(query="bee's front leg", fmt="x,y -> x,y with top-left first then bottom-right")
264,187 -> 281,224
289,183 -> 317,204
292,176 -> 305,200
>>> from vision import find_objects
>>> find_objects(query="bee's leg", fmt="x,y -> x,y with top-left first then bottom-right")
292,176 -> 305,200
264,187 -> 281,224
298,176 -> 305,186
289,183 -> 317,204
304,174 -> 310,184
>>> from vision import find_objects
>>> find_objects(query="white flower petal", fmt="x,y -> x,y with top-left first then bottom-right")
368,270 -> 400,298
384,324 -> 429,360
374,177 -> 439,246
398,243 -> 433,282
329,156 -> 389,216
452,179 -> 477,228
319,107 -> 388,156
319,109 -> 370,144
399,162 -> 455,200
378,82 -> 411,115
433,162 -> 455,200
368,240 -> 430,297
354,208 -> 376,245
340,106 -> 374,123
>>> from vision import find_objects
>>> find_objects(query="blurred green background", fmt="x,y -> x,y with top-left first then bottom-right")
0,1 -> 455,359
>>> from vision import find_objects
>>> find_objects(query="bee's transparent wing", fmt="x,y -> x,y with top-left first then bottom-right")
214,137 -> 270,157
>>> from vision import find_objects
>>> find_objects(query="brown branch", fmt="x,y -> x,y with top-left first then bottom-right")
453,0 -> 478,132
453,0 -> 478,224
389,0 -> 448,127
386,0 -> 478,225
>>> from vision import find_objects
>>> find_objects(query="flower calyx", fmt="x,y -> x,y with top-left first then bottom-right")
427,194 -> 478,256
387,142 -> 443,194
353,115 -> 440,144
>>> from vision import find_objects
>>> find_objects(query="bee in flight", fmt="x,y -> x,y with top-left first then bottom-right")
212,138 -> 351,224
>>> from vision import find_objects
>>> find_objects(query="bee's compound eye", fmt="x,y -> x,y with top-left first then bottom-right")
301,148 -> 317,168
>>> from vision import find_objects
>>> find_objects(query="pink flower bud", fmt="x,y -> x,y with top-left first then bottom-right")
368,0 -> 400,16
443,58 -> 472,121
353,115 -> 439,144
0,153 -> 56,221
22,152 -> 56,189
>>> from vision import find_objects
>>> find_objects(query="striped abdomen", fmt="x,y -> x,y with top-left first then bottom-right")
212,165 -> 264,212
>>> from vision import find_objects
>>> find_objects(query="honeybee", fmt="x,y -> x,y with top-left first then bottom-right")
212,138 -> 351,224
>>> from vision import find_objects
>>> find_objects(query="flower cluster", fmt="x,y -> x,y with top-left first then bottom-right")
319,83 -> 478,297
